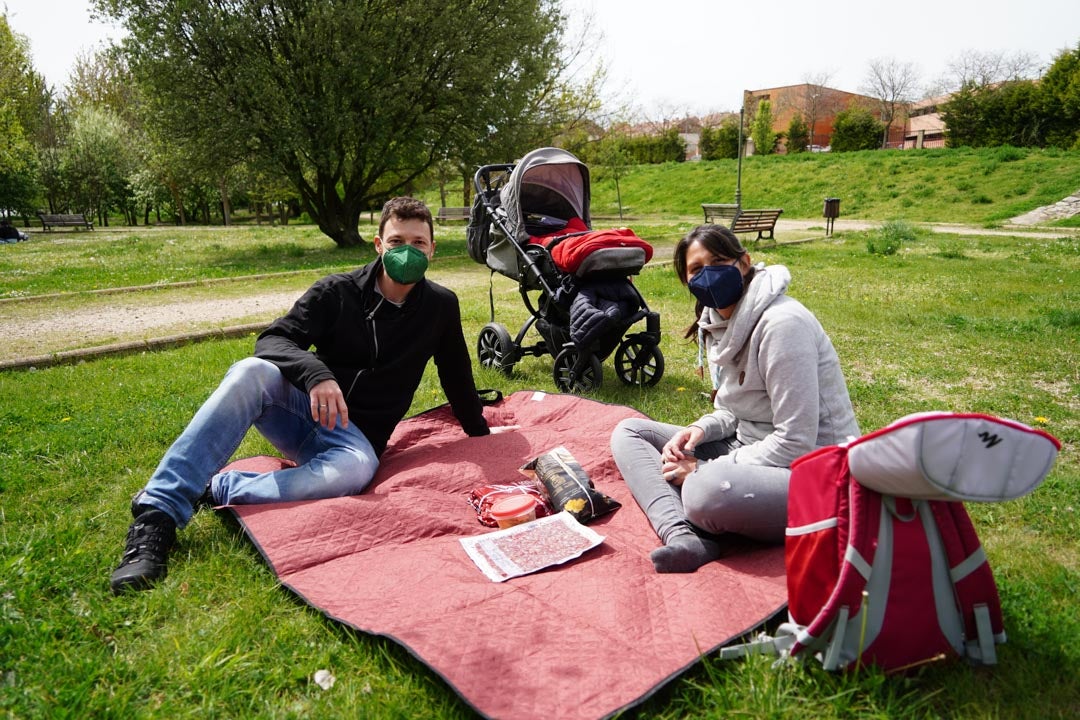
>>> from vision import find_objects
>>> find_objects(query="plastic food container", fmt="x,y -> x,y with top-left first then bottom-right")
489,495 -> 538,529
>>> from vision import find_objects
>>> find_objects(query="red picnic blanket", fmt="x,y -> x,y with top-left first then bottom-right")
228,391 -> 786,720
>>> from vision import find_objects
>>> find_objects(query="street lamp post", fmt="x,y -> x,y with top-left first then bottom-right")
735,105 -> 744,209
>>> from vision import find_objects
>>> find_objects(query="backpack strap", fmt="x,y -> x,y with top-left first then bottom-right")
788,475 -> 881,668
717,632 -> 795,661
929,501 -> 1005,664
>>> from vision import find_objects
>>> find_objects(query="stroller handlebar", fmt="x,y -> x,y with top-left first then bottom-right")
473,163 -> 515,195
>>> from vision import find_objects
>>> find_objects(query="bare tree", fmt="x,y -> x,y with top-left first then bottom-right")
861,58 -> 920,148
800,70 -> 836,148
924,49 -> 1042,97
639,101 -> 693,135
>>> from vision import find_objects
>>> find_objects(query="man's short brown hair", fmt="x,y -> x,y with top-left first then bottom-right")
379,197 -> 434,240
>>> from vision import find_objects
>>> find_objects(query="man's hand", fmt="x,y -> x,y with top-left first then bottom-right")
309,379 -> 348,430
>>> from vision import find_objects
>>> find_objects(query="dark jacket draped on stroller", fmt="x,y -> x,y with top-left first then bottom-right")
466,147 -> 664,393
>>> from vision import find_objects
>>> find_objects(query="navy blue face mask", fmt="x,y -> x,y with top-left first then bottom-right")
688,263 -> 745,309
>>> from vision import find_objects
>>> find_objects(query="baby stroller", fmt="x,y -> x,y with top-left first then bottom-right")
466,147 -> 663,393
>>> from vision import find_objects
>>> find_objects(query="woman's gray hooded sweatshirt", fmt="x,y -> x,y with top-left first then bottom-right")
691,263 -> 859,467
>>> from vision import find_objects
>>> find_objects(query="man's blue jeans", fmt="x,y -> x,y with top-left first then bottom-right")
138,357 -> 378,528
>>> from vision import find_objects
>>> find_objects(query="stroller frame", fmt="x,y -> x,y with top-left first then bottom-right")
469,150 -> 663,393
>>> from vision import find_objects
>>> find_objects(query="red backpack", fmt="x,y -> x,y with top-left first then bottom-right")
722,412 -> 1061,671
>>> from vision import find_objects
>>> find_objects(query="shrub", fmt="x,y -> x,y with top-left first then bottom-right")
831,106 -> 883,152
700,119 -> 740,160
866,219 -> 918,255
995,145 -> 1025,162
750,99 -> 778,155
786,113 -> 809,154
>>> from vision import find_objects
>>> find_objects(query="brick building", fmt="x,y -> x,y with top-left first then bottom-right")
903,95 -> 948,149
742,83 -> 905,152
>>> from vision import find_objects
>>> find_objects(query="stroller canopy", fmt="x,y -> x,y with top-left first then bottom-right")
502,147 -> 591,245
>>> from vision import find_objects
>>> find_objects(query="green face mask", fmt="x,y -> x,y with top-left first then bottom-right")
382,244 -> 429,284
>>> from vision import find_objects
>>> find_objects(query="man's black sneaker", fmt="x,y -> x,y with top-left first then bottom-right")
110,509 -> 177,595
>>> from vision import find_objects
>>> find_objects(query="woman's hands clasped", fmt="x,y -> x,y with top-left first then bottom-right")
660,425 -> 704,486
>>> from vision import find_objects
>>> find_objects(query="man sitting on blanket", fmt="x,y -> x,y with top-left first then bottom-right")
111,197 -> 490,594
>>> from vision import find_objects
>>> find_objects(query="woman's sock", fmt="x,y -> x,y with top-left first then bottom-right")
650,533 -> 724,573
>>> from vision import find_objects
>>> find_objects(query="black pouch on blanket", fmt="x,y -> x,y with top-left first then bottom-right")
519,446 -> 620,523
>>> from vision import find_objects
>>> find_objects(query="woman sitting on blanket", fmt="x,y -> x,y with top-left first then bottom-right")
611,224 -> 859,573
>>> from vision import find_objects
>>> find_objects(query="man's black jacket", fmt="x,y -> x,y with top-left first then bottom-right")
255,258 -> 489,455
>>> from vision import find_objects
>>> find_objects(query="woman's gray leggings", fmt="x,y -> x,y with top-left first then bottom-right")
610,417 -> 790,544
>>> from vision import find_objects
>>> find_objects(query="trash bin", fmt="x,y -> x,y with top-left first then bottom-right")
823,197 -> 840,236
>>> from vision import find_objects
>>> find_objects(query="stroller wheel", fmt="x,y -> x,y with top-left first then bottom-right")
477,323 -> 517,376
615,339 -> 665,387
552,347 -> 603,393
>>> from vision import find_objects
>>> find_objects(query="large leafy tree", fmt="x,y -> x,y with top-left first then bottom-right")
61,105 -> 136,224
96,0 -> 567,246
942,81 -> 1044,149
942,43 -> 1080,150
1040,42 -> 1080,149
0,103 -> 39,215
451,24 -> 604,206
0,14 -> 46,216
940,84 -> 983,147
66,47 -> 140,124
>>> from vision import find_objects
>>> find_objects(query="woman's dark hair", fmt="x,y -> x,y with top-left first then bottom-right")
673,224 -> 754,338
673,224 -> 746,285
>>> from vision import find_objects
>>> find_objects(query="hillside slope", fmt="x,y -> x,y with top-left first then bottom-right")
585,146 -> 1080,225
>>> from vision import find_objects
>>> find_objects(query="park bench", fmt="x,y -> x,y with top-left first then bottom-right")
701,203 -> 741,224
435,206 -> 470,223
38,212 -> 93,231
729,208 -> 783,242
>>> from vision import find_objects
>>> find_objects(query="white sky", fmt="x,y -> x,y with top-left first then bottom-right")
3,0 -> 123,91
5,0 -> 1080,118
563,0 -> 1080,117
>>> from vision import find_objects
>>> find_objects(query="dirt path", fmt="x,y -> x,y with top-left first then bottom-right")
3,219 -> 1075,369
3,290 -> 304,363
0,267 -> 501,367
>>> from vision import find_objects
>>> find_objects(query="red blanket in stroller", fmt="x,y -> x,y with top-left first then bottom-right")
531,217 -> 653,275
227,391 -> 786,720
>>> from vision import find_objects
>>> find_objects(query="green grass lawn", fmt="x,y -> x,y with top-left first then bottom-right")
1,160 -> 1079,718
582,146 -> 1080,226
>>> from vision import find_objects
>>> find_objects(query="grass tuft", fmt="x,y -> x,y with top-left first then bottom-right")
865,219 -> 920,255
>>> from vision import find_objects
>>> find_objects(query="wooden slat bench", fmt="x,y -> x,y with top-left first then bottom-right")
435,206 -> 470,223
701,203 -> 741,224
38,212 -> 93,230
729,208 -> 783,242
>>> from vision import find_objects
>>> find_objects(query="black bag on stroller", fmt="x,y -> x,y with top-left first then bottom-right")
467,147 -> 663,393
